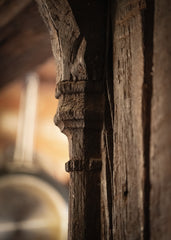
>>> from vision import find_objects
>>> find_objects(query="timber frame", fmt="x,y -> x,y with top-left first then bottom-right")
35,0 -> 171,240
36,0 -> 107,239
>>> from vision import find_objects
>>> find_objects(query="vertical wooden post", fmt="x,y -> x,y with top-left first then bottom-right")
35,0 -> 171,239
111,1 -> 145,239
35,0 -> 107,239
54,80 -> 104,239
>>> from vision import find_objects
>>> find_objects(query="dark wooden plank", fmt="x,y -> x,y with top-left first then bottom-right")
112,1 -> 145,239
101,1 -> 114,239
150,0 -> 171,239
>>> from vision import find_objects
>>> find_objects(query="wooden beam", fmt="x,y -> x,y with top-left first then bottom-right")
111,1 -> 146,239
0,1 -> 52,88
35,0 -> 107,239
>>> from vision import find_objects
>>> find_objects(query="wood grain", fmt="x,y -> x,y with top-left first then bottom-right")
112,1 -> 145,239
35,1 -> 106,239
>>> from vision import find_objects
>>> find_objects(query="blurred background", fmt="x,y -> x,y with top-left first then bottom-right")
0,1 -> 69,239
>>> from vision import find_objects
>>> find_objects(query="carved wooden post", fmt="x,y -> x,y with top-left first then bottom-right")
55,80 -> 103,239
35,0 -> 106,239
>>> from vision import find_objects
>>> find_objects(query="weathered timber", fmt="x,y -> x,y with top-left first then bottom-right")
0,1 -> 52,88
34,0 -> 171,239
36,0 -> 106,84
150,0 -> 171,239
54,80 -> 104,240
112,1 -> 145,239
101,1 -> 114,239
35,0 -> 107,239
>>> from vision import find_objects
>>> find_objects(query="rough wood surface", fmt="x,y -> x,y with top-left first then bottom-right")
0,0 -> 170,239
150,0 -> 171,239
54,80 -> 104,240
101,1 -> 114,239
35,1 -> 107,239
112,1 -> 145,239
34,0 -> 171,239
36,0 -> 83,83
36,0 -> 106,84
